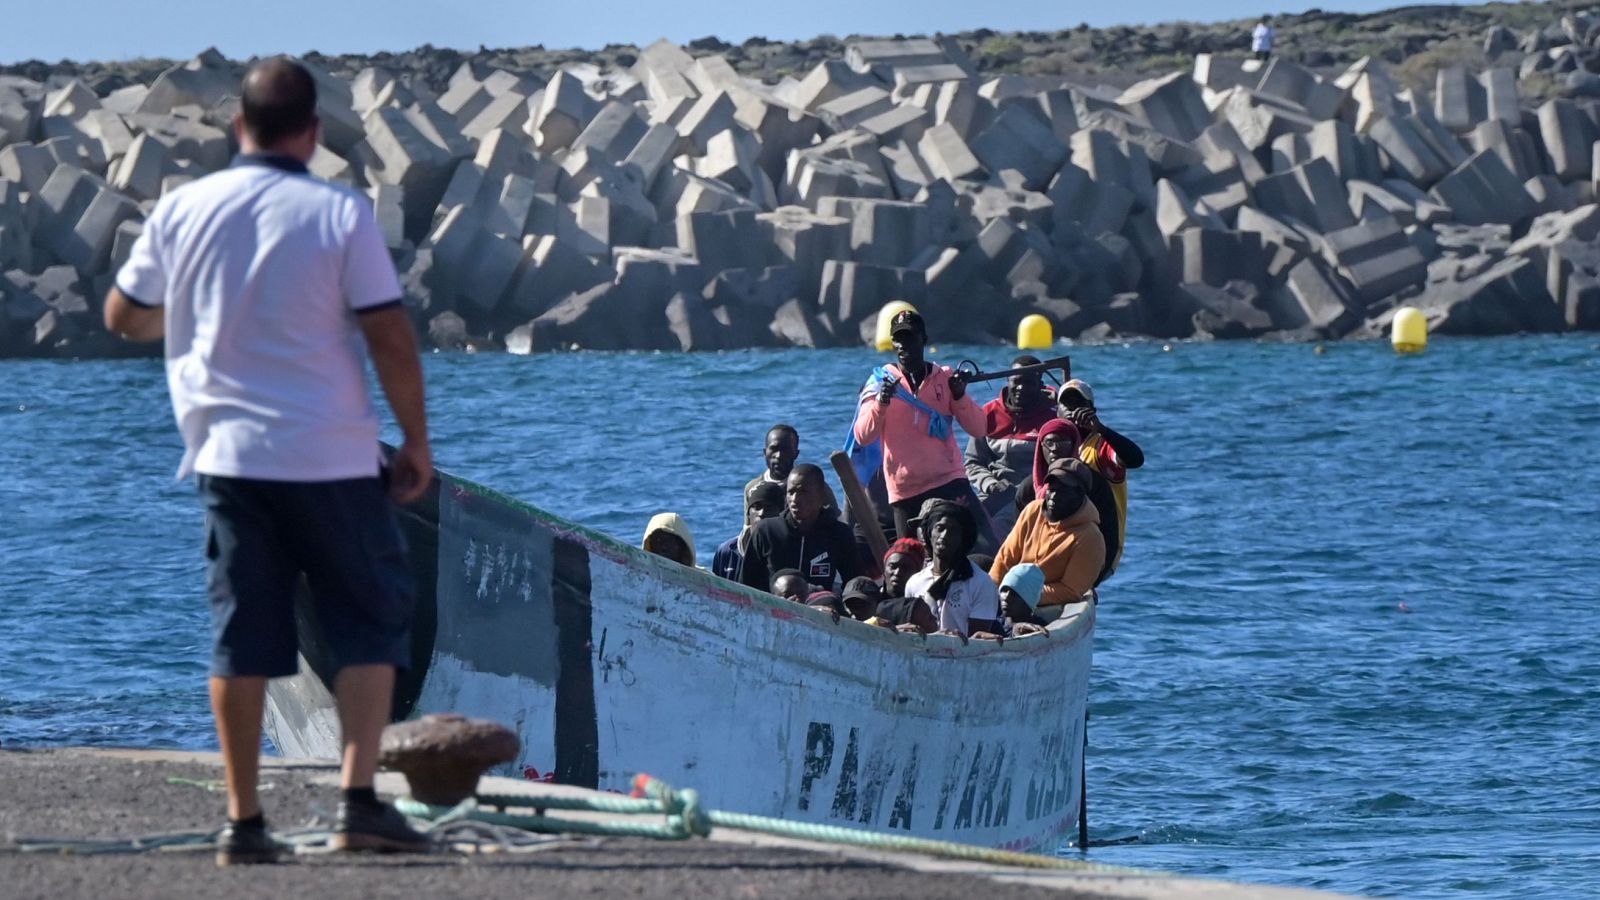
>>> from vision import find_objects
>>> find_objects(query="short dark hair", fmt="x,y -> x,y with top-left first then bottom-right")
241,57 -> 319,147
770,568 -> 805,592
1013,354 -> 1042,367
790,463 -> 825,490
767,424 -> 799,444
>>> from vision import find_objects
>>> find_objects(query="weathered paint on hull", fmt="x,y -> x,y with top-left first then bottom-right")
266,471 -> 1093,853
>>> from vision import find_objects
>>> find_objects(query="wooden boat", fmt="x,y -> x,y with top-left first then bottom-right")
264,465 -> 1094,853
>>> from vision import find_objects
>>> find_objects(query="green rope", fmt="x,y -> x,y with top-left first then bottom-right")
398,776 -> 1150,875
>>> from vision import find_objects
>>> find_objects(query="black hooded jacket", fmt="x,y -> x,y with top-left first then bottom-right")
740,507 -> 863,594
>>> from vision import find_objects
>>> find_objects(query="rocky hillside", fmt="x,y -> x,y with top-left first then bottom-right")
3,2 -> 1600,358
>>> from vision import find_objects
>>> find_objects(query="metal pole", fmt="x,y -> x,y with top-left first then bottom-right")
1078,710 -> 1089,850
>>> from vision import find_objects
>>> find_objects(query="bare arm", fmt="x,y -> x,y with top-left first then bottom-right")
951,392 -> 987,439
103,287 -> 164,342
1100,426 -> 1145,469
853,390 -> 886,444
359,306 -> 432,504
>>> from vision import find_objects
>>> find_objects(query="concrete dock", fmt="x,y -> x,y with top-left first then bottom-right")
0,747 -> 1363,899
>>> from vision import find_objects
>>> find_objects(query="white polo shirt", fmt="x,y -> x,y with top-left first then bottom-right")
1252,23 -> 1274,52
117,155 -> 403,481
906,560 -> 1002,635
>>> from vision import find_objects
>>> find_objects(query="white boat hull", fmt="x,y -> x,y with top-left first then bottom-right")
267,471 -> 1093,853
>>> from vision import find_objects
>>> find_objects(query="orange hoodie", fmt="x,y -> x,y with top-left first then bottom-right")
989,498 -> 1105,608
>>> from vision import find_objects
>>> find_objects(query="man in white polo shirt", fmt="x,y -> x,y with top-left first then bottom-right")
1252,16 -> 1275,61
105,58 -> 433,864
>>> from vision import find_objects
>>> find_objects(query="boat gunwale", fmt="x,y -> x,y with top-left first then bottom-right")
441,472 -> 1094,661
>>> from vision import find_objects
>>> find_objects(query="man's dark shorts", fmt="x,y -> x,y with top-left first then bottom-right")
198,474 -> 415,679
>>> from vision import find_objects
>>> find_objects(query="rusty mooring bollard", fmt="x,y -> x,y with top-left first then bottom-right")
380,713 -> 520,805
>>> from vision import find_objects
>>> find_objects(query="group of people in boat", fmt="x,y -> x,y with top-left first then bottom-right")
641,308 -> 1143,641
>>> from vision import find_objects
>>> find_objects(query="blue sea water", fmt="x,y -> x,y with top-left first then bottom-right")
2,335 -> 1598,898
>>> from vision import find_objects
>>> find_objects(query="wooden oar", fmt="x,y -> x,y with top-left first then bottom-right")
830,450 -> 889,565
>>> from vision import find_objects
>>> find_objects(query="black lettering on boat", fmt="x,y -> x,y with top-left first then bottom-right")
856,741 -> 896,826
954,742 -> 985,830
798,722 -> 834,812
933,741 -> 967,831
1025,729 -> 1070,821
992,766 -> 1013,828
830,726 -> 862,819
887,745 -> 919,831
976,744 -> 1006,828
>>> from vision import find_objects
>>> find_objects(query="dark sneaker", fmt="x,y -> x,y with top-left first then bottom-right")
331,800 -> 433,853
215,820 -> 282,866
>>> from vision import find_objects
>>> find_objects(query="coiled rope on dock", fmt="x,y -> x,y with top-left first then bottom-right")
393,774 -> 1150,875
8,773 -> 1149,874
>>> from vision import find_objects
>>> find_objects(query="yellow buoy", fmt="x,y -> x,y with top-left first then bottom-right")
874,301 -> 919,351
1392,306 -> 1427,353
1016,314 -> 1054,350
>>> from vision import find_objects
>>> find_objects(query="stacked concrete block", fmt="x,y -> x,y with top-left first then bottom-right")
1220,89 -> 1320,153
1155,179 -> 1222,237
107,132 -> 171,201
1430,149 -> 1538,226
878,141 -> 933,199
1547,240 -> 1600,328
1470,119 -> 1544,181
1169,228 -> 1265,287
1271,258 -> 1362,333
462,90 -> 532,142
0,143 -> 56,194
817,197 -> 931,268
674,91 -> 737,155
528,72 -> 600,153
1369,116 -> 1453,186
1119,72 -> 1212,142
676,207 -> 768,272
859,103 -> 930,146
363,105 -> 472,239
1536,99 -> 1597,181
782,61 -> 878,113
1070,128 -> 1154,207
1342,59 -> 1403,134
1321,216 -> 1428,303
1172,160 -> 1252,221
1193,54 -> 1255,93
10,28 -> 1600,359
970,104 -> 1067,191
571,102 -> 648,162
43,82 -> 99,121
785,149 -> 890,209
1049,162 -> 1135,239
1255,59 -> 1346,121
136,50 -> 236,116
817,260 -> 927,328
847,39 -> 949,79
817,88 -> 895,134
1254,159 -> 1356,234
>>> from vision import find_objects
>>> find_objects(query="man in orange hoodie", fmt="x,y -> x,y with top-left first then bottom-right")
990,458 -> 1106,612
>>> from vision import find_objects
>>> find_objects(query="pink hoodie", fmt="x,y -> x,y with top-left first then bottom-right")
852,363 -> 988,503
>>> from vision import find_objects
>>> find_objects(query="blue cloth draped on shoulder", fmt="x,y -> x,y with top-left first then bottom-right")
842,365 -> 954,486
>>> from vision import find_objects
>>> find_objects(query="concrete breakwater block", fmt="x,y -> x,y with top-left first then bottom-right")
8,33 -> 1600,360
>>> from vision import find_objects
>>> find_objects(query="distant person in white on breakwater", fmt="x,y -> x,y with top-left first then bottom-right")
103,58 -> 434,864
1253,16 -> 1275,61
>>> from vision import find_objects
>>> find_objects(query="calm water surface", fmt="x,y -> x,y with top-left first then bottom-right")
2,336 -> 1597,898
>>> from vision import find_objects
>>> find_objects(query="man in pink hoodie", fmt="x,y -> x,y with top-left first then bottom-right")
850,310 -> 997,550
